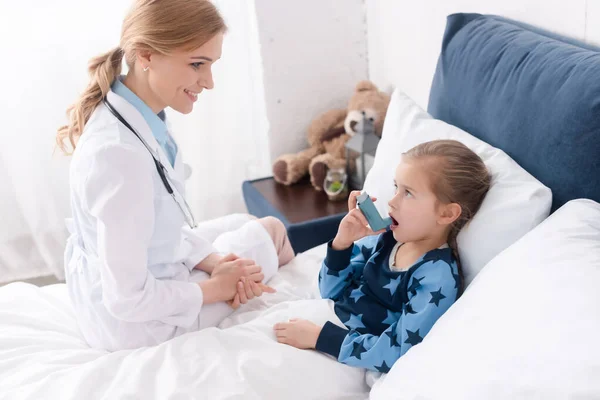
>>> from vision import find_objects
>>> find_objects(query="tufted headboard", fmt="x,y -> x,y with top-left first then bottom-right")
428,13 -> 600,212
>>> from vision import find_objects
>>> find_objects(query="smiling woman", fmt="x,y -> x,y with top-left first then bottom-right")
40,0 -> 283,351
56,0 -> 227,152
0,0 -> 273,284
120,36 -> 223,115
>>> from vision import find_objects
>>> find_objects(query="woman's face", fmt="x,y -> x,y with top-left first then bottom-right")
145,32 -> 223,114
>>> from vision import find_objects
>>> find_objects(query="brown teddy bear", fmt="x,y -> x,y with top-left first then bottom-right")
272,80 -> 391,191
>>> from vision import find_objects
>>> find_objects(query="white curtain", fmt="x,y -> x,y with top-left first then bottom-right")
0,0 -> 271,283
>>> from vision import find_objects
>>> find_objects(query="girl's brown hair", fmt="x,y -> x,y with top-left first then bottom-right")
404,139 -> 492,293
56,0 -> 226,153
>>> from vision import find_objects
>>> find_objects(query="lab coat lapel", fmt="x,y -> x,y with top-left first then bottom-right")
164,118 -> 187,187
106,91 -> 184,190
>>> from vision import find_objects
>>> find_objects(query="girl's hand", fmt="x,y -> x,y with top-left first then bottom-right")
227,277 -> 276,309
273,319 -> 322,349
332,191 -> 386,250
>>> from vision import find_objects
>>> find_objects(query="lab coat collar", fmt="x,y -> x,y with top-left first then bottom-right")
111,76 -> 170,149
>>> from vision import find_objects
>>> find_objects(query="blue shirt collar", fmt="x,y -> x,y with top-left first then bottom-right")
111,76 -> 169,146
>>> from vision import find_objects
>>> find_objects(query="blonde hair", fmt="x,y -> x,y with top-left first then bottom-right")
403,140 -> 491,292
56,0 -> 226,153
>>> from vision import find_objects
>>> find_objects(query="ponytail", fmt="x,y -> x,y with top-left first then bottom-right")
56,47 -> 123,153
447,224 -> 464,296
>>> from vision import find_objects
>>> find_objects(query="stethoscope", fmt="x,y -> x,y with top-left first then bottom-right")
103,98 -> 198,229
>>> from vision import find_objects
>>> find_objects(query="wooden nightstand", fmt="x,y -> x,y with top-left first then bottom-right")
242,176 -> 349,253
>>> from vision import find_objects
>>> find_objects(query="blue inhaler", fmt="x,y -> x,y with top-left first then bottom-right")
356,192 -> 392,231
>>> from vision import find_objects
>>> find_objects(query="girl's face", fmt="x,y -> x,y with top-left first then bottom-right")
387,158 -> 456,244
143,32 -> 223,114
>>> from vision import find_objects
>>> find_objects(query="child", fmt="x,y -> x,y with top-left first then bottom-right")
274,140 -> 491,372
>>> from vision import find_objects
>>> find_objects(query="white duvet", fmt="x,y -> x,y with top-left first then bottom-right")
0,244 -> 371,400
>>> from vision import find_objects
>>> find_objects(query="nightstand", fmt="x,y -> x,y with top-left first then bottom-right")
242,177 -> 348,253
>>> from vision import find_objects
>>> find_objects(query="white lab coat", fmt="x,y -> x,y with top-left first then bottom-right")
64,90 -> 278,351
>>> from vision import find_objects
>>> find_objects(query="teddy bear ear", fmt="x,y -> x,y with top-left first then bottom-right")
355,80 -> 377,92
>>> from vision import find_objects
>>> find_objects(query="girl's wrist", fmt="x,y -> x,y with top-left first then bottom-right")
332,236 -> 352,251
310,325 -> 323,349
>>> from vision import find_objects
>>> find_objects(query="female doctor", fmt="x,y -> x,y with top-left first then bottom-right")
56,0 -> 294,351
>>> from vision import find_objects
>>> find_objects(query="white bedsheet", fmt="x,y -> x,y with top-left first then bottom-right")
0,244 -> 370,400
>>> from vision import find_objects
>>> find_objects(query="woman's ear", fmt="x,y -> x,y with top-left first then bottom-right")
137,49 -> 152,68
437,203 -> 462,226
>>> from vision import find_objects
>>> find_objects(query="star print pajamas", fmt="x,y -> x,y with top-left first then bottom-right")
315,231 -> 460,373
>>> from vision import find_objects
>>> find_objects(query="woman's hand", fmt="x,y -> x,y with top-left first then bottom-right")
273,319 -> 322,349
227,277 -> 276,309
193,252 -> 223,274
212,253 -> 265,283
195,253 -> 267,281
332,191 -> 386,250
199,254 -> 263,303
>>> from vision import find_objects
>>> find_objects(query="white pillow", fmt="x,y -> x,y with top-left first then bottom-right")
370,199 -> 600,400
363,89 -> 552,286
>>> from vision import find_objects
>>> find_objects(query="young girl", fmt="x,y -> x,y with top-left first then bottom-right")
274,139 -> 491,372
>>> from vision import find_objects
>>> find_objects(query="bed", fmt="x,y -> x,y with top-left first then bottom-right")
1,13 -> 599,400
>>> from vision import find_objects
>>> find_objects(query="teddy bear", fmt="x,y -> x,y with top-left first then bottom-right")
272,80 -> 391,191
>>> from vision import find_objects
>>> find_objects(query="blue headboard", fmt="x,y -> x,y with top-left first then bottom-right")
428,13 -> 600,212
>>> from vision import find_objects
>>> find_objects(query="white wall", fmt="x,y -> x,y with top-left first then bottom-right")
254,0 -> 368,161
366,0 -> 599,109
